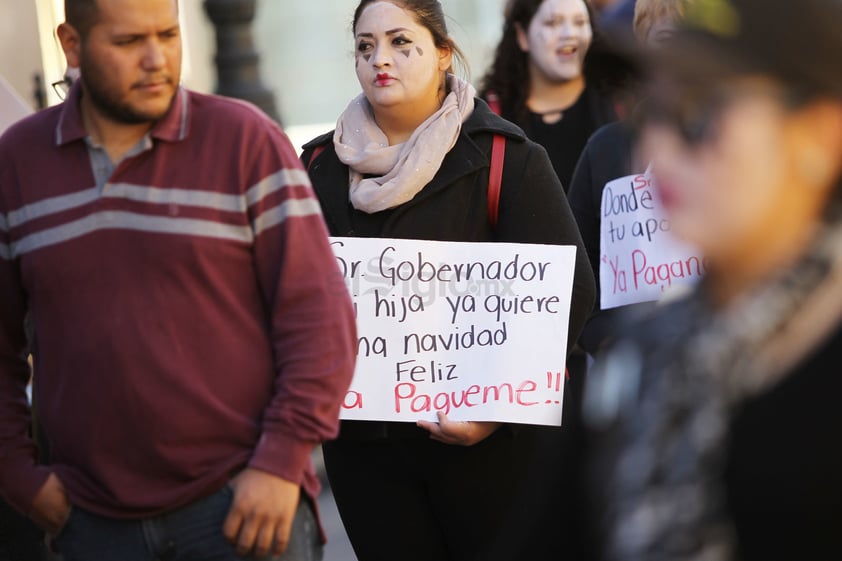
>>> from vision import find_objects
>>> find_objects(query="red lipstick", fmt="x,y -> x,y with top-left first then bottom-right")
375,73 -> 394,86
655,179 -> 680,210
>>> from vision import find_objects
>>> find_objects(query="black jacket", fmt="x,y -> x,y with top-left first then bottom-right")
567,120 -> 654,353
301,99 -> 595,351
585,294 -> 842,561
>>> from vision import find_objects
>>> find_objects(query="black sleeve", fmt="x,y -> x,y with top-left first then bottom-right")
567,124 -> 641,355
495,140 -> 596,356
300,147 -> 315,170
568,140 -> 615,353
568,141 -> 602,294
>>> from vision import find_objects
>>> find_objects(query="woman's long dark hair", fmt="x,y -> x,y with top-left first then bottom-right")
480,0 -> 632,127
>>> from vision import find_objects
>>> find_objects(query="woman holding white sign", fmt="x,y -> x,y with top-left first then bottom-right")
584,0 -> 842,559
301,1 -> 595,559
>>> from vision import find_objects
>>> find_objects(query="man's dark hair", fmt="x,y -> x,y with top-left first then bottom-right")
64,0 -> 100,38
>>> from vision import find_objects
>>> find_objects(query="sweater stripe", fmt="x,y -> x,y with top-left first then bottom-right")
6,195 -> 323,259
245,168 -> 311,208
3,168 -> 313,233
104,183 -> 244,212
8,211 -> 254,258
253,198 -> 323,236
5,187 -> 100,231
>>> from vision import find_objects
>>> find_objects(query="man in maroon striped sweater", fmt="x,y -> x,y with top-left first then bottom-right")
0,1 -> 357,560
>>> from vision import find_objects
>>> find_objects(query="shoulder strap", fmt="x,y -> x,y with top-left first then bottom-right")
488,134 -> 506,228
484,91 -> 505,228
306,144 -> 327,171
486,92 -> 502,116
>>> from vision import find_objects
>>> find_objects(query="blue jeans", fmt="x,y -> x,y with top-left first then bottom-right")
54,486 -> 322,561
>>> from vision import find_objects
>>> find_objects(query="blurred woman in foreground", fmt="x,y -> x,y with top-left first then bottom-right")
584,0 -> 842,559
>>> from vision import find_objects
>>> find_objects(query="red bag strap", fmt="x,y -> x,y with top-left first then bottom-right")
306,144 -> 326,171
488,133 -> 506,228
485,92 -> 505,227
486,92 -> 502,116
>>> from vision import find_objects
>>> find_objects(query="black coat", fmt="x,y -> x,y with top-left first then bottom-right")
724,320 -> 842,561
302,99 -> 595,348
568,120 -> 654,354
302,99 -> 597,560
585,295 -> 842,561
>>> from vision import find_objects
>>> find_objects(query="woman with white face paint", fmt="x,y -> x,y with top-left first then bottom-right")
301,1 -> 595,560
481,4 -> 627,558
482,0 -> 621,192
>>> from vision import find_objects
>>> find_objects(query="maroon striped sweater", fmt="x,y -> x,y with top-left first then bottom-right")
0,86 -> 356,519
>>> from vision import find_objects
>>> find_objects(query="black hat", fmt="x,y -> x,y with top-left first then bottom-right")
644,0 -> 842,98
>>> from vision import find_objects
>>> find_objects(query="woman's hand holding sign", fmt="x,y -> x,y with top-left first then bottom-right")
417,411 -> 502,446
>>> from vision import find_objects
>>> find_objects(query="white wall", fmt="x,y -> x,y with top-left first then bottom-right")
0,0 -> 508,137
0,0 -> 46,110
253,0 -> 507,129
180,0 -> 216,94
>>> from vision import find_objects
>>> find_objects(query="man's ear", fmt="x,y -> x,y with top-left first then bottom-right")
515,22 -> 530,53
57,23 -> 82,69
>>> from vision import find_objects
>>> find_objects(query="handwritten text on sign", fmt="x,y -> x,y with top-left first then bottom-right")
600,172 -> 706,309
330,238 -> 576,426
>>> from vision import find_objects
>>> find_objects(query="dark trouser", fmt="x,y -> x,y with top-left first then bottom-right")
0,498 -> 47,561
54,486 -> 322,561
324,426 -> 580,561
324,351 -> 591,561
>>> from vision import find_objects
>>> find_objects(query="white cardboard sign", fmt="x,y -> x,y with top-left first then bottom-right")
330,237 -> 576,426
599,170 -> 706,309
